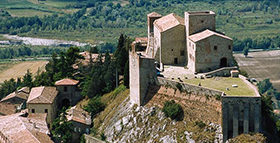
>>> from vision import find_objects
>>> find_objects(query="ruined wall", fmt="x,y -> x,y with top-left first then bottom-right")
187,40 -> 196,73
222,96 -> 261,142
195,35 -> 233,73
153,24 -> 161,62
160,25 -> 186,65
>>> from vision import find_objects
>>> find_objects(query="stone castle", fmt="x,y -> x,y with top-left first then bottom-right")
129,11 -> 261,142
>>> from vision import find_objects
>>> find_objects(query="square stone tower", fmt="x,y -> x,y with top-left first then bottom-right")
185,11 -> 216,37
147,12 -> 161,38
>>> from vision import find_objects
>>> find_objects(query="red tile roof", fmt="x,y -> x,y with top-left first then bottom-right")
189,29 -> 232,43
55,78 -> 79,86
66,106 -> 91,125
27,87 -> 58,104
0,87 -> 29,102
154,13 -> 184,32
0,113 -> 52,143
147,12 -> 162,17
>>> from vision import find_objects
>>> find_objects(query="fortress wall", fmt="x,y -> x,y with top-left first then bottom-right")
221,96 -> 261,142
129,52 -> 140,105
157,77 -> 223,97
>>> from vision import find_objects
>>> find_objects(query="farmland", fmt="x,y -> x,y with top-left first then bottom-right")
234,50 -> 280,92
0,60 -> 48,83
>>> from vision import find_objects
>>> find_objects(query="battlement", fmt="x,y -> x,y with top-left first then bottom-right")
186,11 -> 215,16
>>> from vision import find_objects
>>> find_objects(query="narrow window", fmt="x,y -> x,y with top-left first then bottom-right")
201,20 -> 204,23
64,86 -> 67,92
189,42 -> 191,47
171,49 -> 173,51
228,45 -> 231,50
45,109 -> 48,113
32,109 -> 35,113
214,46 -> 218,50
180,50 -> 184,56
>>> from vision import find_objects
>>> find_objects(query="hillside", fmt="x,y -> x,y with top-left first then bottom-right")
92,85 -> 223,142
0,0 -> 280,44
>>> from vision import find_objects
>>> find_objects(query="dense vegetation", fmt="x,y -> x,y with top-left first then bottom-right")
257,79 -> 280,142
1,0 -> 280,50
162,100 -> 184,120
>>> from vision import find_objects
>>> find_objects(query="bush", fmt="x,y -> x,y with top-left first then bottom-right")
195,121 -> 206,129
239,69 -> 248,78
162,100 -> 183,120
83,96 -> 105,118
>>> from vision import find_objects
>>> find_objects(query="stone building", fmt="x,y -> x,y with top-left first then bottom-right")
55,78 -> 81,108
145,11 -> 234,73
66,106 -> 91,141
0,113 -> 53,143
27,86 -> 58,124
146,13 -> 186,65
188,29 -> 233,73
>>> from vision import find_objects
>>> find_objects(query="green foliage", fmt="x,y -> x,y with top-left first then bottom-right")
277,120 -> 280,132
100,132 -> 106,141
80,134 -> 86,143
258,78 -> 273,94
243,44 -> 249,57
176,83 -> 183,92
123,60 -> 129,88
83,96 -> 105,118
195,121 -> 206,129
51,107 -> 74,143
0,78 -> 21,100
162,100 -> 183,121
23,69 -> 33,88
239,69 -> 249,78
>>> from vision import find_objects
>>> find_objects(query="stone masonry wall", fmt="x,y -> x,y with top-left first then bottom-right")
160,25 -> 186,65
195,35 -> 233,73
157,77 -> 223,97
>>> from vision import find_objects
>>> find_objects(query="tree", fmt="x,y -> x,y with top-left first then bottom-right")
51,107 -> 74,143
258,78 -> 273,94
123,60 -> 129,88
23,69 -> 33,88
83,97 -> 105,118
243,43 -> 249,57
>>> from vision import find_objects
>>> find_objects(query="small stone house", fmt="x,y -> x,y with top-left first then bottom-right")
27,86 -> 58,124
0,87 -> 29,104
66,106 -> 91,141
152,13 -> 186,65
187,29 -> 233,73
55,78 -> 80,108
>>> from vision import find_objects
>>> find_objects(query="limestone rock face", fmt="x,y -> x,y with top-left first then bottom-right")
101,97 -> 223,143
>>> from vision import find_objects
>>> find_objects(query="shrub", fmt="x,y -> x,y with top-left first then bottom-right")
83,96 -> 105,118
162,100 -> 183,120
239,69 -> 248,78
176,83 -> 183,92
195,121 -> 206,129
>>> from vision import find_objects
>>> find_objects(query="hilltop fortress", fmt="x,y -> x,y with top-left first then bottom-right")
130,11 -> 261,142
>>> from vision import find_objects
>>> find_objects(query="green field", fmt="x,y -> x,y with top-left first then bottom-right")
8,9 -> 53,17
183,77 -> 255,96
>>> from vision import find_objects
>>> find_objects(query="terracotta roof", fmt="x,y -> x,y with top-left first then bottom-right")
66,106 -> 91,125
55,78 -> 79,86
27,87 -> 58,104
154,13 -> 184,32
147,12 -> 162,17
0,87 -> 30,102
189,29 -> 232,43
0,113 -> 52,143
0,102 -> 17,115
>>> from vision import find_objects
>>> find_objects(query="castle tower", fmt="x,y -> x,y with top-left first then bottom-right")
185,11 -> 216,37
129,42 -> 157,106
147,12 -> 161,38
